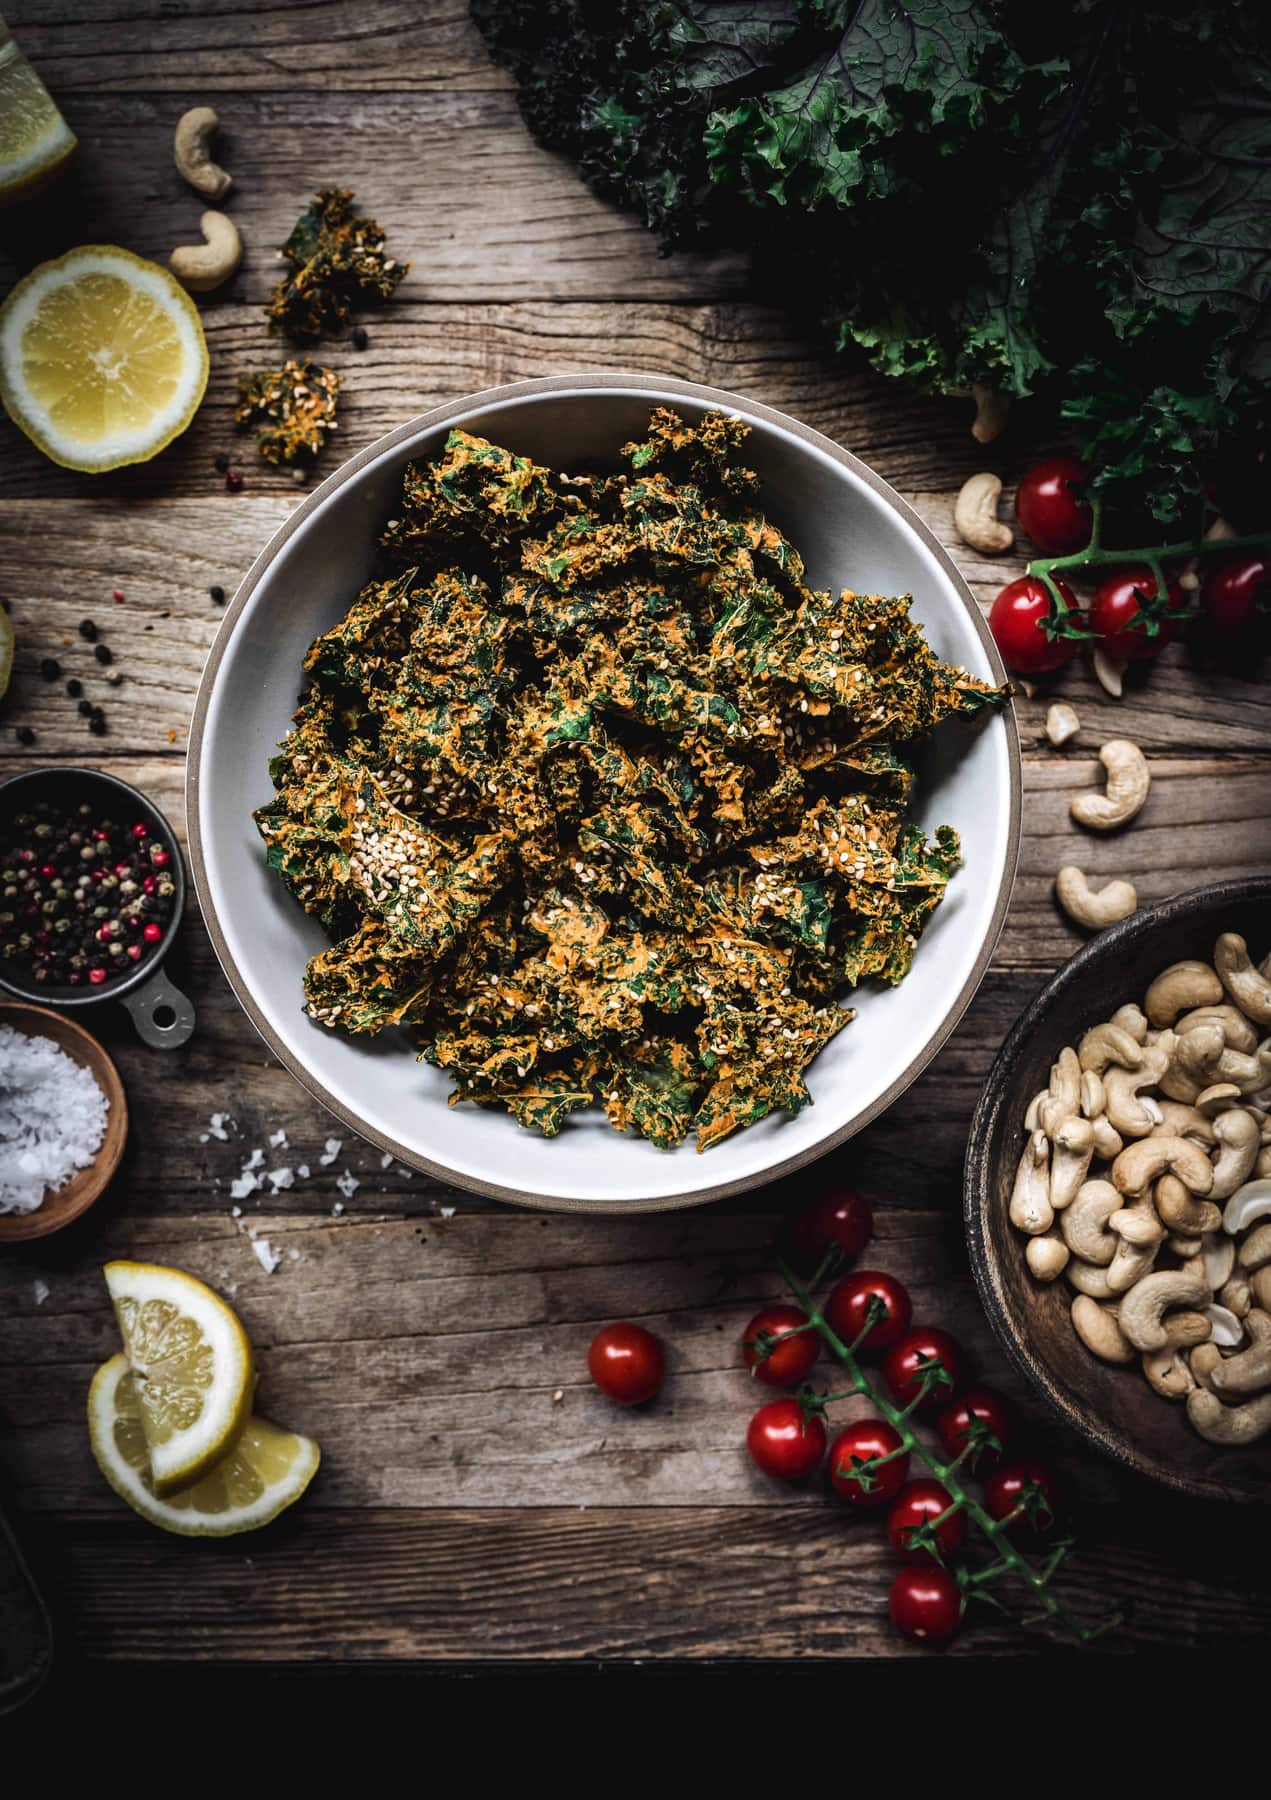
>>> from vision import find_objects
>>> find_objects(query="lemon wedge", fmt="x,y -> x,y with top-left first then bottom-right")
103,1260 -> 254,1495
0,245 -> 208,472
89,1355 -> 320,1536
0,28 -> 77,207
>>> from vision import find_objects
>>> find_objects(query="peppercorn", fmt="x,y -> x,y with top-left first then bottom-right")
214,453 -> 230,473
67,678 -> 83,697
89,715 -> 107,735
226,469 -> 244,492
94,643 -> 112,665
16,726 -> 34,745
209,584 -> 225,604
79,619 -> 97,641
77,699 -> 93,717
40,657 -> 60,680
352,326 -> 368,350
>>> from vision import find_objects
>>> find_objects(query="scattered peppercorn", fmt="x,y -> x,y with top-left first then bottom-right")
15,726 -> 35,745
209,585 -> 225,604
94,644 -> 112,665
79,619 -> 97,641
111,591 -> 124,603
214,453 -> 230,473
77,699 -> 93,717
352,326 -> 369,350
66,678 -> 83,698
41,658 -> 60,680
226,469 -> 244,492
89,715 -> 106,735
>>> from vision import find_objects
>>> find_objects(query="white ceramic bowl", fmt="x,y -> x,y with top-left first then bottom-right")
189,376 -> 1020,1211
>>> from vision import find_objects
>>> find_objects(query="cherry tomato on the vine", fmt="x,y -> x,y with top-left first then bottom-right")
887,1479 -> 967,1563
882,1327 -> 965,1415
828,1418 -> 909,1507
984,1458 -> 1060,1539
936,1385 -> 1012,1472
780,1186 -> 874,1273
741,1304 -> 819,1388
587,1322 -> 665,1406
889,1566 -> 963,1646
824,1270 -> 912,1353
746,1398 -> 827,1482
1015,456 -> 1093,555
1201,555 -> 1270,639
988,575 -> 1082,675
1089,565 -> 1188,661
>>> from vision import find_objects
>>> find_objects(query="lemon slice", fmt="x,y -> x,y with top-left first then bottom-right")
103,1260 -> 254,1495
0,245 -> 209,472
0,31 -> 77,207
89,1355 -> 320,1536
0,606 -> 12,700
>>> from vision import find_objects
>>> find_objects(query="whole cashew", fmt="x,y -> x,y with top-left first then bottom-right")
1106,1205 -> 1162,1293
1045,702 -> 1080,747
1238,1222 -> 1271,1272
1161,1021 -> 1224,1103
1203,1232 -> 1236,1290
1078,1022 -> 1142,1075
1118,1270 -> 1211,1351
1092,645 -> 1127,698
1210,1108 -> 1261,1201
1186,1387 -> 1271,1445
1177,1004 -> 1259,1054
1111,1003 -> 1149,1044
1149,1100 -> 1215,1147
1026,1232 -> 1069,1282
1214,933 -> 1271,1026
1050,1115 -> 1095,1212
1103,1045 -> 1171,1139
1066,1258 -> 1119,1300
1163,1309 -> 1213,1348
1222,1178 -> 1271,1238
1070,740 -> 1150,832
1061,1180 -> 1121,1265
1146,961 -> 1224,1029
1055,867 -> 1137,931
169,209 -> 242,293
1189,1342 -> 1224,1392
1219,1273 -> 1252,1318
953,472 -> 1013,555
1155,1172 -> 1222,1238
1210,1310 -> 1271,1397
1009,1129 -> 1052,1235
1091,1115 -> 1124,1161
1071,1295 -> 1135,1364
174,105 -> 232,201
1142,1347 -> 1195,1399
1038,1047 -> 1082,1138
1213,1042 -> 1271,1097
1111,1135 -> 1214,1199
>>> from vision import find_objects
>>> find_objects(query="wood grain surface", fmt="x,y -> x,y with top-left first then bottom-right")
1,0 -> 1269,1667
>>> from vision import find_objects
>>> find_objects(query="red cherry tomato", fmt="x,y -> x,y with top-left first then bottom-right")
887,1479 -> 967,1563
1089,565 -> 1188,661
988,575 -> 1081,675
882,1327 -> 965,1414
747,1398 -> 827,1482
828,1418 -> 909,1507
889,1566 -> 963,1645
1201,555 -> 1270,639
781,1186 -> 874,1273
741,1304 -> 819,1388
1015,456 -> 1093,555
587,1322 -> 664,1405
936,1385 -> 1012,1472
824,1270 -> 913,1353
984,1458 -> 1060,1538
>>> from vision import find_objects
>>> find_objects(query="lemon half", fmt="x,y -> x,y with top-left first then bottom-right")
103,1260 -> 254,1495
0,245 -> 208,471
89,1355 -> 320,1536
0,33 -> 77,207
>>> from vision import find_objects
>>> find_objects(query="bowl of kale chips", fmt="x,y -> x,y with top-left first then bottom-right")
189,377 -> 1020,1212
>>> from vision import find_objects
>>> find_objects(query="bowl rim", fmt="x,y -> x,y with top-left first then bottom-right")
187,372 -> 1021,1212
964,875 -> 1271,1500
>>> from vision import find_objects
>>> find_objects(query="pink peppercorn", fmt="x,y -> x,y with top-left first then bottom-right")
143,922 -> 162,943
142,875 -> 157,894
132,823 -> 148,839
151,847 -> 170,868
89,967 -> 108,985
127,944 -> 142,961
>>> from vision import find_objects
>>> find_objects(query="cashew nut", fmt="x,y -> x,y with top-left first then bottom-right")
1111,1135 -> 1214,1199
1111,1003 -> 1149,1044
1160,1020 -> 1224,1103
1045,702 -> 1080,748
1025,1232 -> 1069,1282
1204,1303 -> 1245,1348
1050,1115 -> 1095,1212
1210,1108 -> 1261,1201
1208,1310 -> 1271,1398
1254,1266 -> 1271,1310
1066,1258 -> 1119,1300
173,106 -> 232,201
1103,1054 -> 1170,1140
1009,1129 -> 1052,1235
970,383 -> 1009,444
1219,1273 -> 1252,1318
1177,1004 -> 1260,1055
1106,1205 -> 1162,1293
1149,1100 -> 1215,1147
1155,1172 -> 1222,1238
1146,960 -> 1224,1029
1070,740 -> 1150,833
1203,1232 -> 1236,1291
1186,1387 -> 1271,1444
1056,867 -> 1137,932
1079,1069 -> 1105,1118
1061,1180 -> 1121,1265
1190,1342 -> 1224,1391
1166,1233 -> 1202,1259
1238,1222 -> 1271,1272
1197,1082 -> 1244,1118
169,209 -> 242,293
1092,646 -> 1127,698
1071,1295 -> 1135,1364
1091,1115 -> 1124,1161
1038,1047 -> 1082,1138
1118,1270 -> 1211,1351
1078,1022 -> 1142,1075
1221,1177 -> 1271,1236
1142,1347 -> 1195,1399
1214,932 -> 1271,1026
954,472 -> 1013,555
1163,1309 -> 1213,1348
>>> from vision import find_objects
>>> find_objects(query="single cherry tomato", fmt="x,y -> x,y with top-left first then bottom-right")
882,1327 -> 965,1414
741,1304 -> 819,1388
587,1322 -> 665,1405
780,1186 -> 874,1273
936,1385 -> 1012,1472
747,1398 -> 827,1482
1015,455 -> 1093,555
889,1566 -> 963,1645
828,1418 -> 909,1507
824,1270 -> 913,1353
1089,565 -> 1189,660
887,1479 -> 967,1563
1201,555 -> 1270,639
987,575 -> 1081,675
984,1458 -> 1060,1538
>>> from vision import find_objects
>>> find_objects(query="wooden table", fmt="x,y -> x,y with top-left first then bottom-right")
2,1 -> 1269,1673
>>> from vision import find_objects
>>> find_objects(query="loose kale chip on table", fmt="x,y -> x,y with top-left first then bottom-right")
257,410 -> 1005,1151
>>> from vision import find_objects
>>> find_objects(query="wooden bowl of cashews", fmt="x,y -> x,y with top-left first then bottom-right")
966,878 -> 1271,1501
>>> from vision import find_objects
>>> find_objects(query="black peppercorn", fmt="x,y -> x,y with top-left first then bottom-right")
94,643 -> 112,665
40,657 -> 60,680
77,699 -> 92,717
79,619 -> 97,641
352,326 -> 368,350
16,726 -> 34,745
209,584 -> 225,604
67,678 -> 83,697
89,715 -> 107,735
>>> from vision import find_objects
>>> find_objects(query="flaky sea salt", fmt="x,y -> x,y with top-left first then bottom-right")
252,1237 -> 281,1274
208,1112 -> 233,1141
0,1026 -> 109,1215
335,1170 -> 360,1199
319,1137 -> 342,1167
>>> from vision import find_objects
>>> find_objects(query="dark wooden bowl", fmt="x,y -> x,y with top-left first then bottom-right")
965,878 -> 1271,1502
0,1001 -> 127,1243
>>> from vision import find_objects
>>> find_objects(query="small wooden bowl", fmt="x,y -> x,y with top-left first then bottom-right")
0,1001 -> 128,1243
965,878 -> 1271,1502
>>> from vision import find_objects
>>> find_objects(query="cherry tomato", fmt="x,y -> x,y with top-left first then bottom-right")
984,1458 -> 1060,1538
828,1418 -> 909,1507
747,1398 -> 827,1482
889,1566 -> 963,1645
887,1479 -> 967,1563
882,1327 -> 965,1414
1089,565 -> 1188,661
936,1385 -> 1012,1472
1201,555 -> 1270,639
987,575 -> 1081,675
1015,456 -> 1093,555
780,1186 -> 874,1273
587,1322 -> 665,1405
824,1270 -> 913,1353
741,1304 -> 819,1388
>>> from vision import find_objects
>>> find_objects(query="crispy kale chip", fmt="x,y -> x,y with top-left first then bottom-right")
235,358 -> 341,467
267,188 -> 408,340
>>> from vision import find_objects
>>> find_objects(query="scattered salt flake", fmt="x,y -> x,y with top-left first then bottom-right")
33,1279 -> 49,1307
331,1201 -> 345,1217
319,1137 -> 342,1167
252,1237 -> 281,1274
335,1170 -> 360,1200
243,1148 -> 265,1172
230,1204 -> 243,1218
439,1205 -> 456,1219
380,1152 -> 393,1169
288,1248 -> 301,1262
230,1172 -> 264,1201
207,1112 -> 233,1142
199,1133 -> 209,1144
267,1166 -> 295,1192
268,1129 -> 289,1149
551,1389 -> 563,1405
297,1164 -> 310,1179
